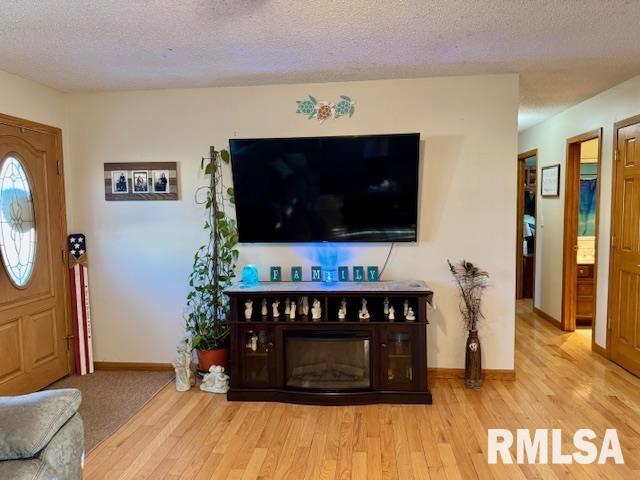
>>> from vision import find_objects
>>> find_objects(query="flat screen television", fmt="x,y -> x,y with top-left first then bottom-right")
229,133 -> 420,243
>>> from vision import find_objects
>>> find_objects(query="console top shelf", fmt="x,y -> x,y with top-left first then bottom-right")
226,280 -> 433,299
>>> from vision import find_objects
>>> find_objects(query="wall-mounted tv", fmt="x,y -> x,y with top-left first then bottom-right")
229,133 -> 420,243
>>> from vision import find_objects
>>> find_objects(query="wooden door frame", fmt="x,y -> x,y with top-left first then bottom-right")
561,129 -> 602,335
607,114 -> 640,358
516,149 -> 537,300
0,112 -> 73,376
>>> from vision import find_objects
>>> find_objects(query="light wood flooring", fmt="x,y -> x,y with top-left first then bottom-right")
85,301 -> 640,479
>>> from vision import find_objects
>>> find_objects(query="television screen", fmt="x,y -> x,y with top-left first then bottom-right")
229,133 -> 420,243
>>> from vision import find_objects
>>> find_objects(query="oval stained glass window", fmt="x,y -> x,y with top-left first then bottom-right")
0,155 -> 36,287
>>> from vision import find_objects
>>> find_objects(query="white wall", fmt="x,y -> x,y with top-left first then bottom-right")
519,74 -> 640,348
0,70 -> 67,129
62,75 -> 518,369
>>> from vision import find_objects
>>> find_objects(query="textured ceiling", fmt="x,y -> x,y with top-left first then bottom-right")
2,1 -> 640,130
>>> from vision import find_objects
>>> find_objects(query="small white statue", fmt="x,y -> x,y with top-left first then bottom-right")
311,298 -> 322,321
359,298 -> 370,321
250,333 -> 258,351
173,339 -> 192,392
244,299 -> 253,321
406,307 -> 416,321
290,301 -> 297,321
261,298 -> 268,317
338,305 -> 346,320
272,300 -> 280,320
284,298 -> 290,315
340,298 -> 347,316
200,365 -> 230,394
301,297 -> 309,317
403,300 -> 409,317
383,297 -> 389,315
388,305 -> 395,321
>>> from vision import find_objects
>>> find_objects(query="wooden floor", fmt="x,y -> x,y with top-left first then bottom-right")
85,301 -> 640,479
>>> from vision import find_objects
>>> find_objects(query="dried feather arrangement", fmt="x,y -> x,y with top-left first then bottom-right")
447,259 -> 489,331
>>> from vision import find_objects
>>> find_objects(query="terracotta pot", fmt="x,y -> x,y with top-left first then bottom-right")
464,330 -> 482,389
197,347 -> 228,372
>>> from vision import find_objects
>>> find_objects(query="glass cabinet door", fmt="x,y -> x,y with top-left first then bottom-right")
240,326 -> 274,387
380,326 -> 417,390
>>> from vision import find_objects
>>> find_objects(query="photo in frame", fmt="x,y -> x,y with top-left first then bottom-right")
132,171 -> 149,193
152,170 -> 170,193
111,170 -> 129,194
541,164 -> 560,197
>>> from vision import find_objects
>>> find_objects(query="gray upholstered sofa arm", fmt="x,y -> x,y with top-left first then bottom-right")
0,388 -> 84,480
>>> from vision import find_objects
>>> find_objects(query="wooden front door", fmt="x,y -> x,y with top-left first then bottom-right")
0,114 -> 71,394
610,120 -> 640,376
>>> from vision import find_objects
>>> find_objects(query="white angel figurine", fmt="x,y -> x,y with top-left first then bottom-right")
359,298 -> 370,321
200,365 -> 230,394
406,307 -> 416,321
244,299 -> 253,321
340,298 -> 347,317
311,298 -> 322,321
261,298 -> 268,317
173,339 -> 192,392
272,300 -> 280,320
290,301 -> 297,321
388,305 -> 396,321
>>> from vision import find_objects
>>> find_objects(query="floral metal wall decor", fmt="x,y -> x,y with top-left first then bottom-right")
296,95 -> 355,122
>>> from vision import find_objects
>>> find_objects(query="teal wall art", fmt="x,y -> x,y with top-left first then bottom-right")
296,95 -> 355,122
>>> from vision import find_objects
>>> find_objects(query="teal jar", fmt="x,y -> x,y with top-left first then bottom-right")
241,264 -> 259,286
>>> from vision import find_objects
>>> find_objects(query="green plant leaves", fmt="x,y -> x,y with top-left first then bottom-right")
185,146 -> 239,350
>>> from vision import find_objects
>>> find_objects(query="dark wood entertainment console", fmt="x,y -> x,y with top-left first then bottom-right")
225,281 -> 433,405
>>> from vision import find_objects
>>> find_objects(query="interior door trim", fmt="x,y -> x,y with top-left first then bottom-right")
561,129 -> 602,335
516,149 -> 537,300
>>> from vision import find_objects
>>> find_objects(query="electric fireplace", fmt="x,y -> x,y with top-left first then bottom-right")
285,331 -> 370,390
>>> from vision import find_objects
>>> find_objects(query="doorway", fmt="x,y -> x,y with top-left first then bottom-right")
561,130 -> 601,334
0,113 -> 71,395
516,150 -> 537,300
609,116 -> 640,376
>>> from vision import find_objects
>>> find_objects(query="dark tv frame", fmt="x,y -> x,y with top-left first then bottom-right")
229,133 -> 421,244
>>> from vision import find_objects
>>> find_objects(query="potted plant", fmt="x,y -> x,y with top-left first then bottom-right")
447,259 -> 489,389
185,146 -> 239,372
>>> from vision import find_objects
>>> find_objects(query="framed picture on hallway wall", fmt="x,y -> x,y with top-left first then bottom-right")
541,164 -> 560,197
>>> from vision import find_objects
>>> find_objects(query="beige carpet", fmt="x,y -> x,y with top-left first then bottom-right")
47,370 -> 172,452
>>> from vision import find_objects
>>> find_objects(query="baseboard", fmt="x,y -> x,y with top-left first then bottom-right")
428,368 -> 515,381
94,361 -> 173,372
592,343 -> 608,359
533,306 -> 561,328
93,362 -> 515,381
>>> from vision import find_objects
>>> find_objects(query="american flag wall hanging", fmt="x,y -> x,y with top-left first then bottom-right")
68,234 -> 94,375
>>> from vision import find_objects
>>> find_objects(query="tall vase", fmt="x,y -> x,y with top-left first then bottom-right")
465,330 -> 482,389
